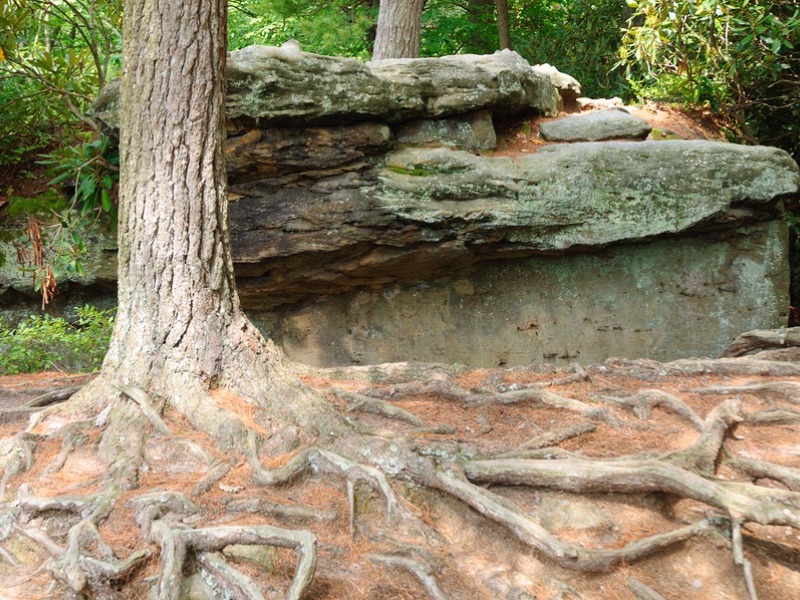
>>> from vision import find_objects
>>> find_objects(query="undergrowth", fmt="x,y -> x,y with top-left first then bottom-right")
0,305 -> 114,374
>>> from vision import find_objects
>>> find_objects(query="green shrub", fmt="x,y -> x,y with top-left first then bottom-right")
5,189 -> 69,217
619,0 -> 800,155
0,305 -> 114,374
39,133 -> 119,216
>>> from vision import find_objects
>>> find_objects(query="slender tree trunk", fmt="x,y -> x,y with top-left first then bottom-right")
372,0 -> 425,60
496,0 -> 511,50
466,0 -> 495,54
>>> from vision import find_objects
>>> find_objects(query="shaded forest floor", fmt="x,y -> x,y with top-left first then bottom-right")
1,350 -> 799,600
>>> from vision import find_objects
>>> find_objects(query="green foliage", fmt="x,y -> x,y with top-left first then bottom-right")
420,0 -> 631,98
0,305 -> 114,374
5,188 -> 68,217
619,0 -> 800,155
39,132 -> 119,216
0,0 -> 122,163
228,0 -> 377,58
516,0 -> 632,98
227,0 -> 630,98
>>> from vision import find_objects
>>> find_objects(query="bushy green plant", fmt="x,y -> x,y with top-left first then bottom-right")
619,0 -> 800,155
517,0 -> 632,98
228,0 -> 376,58
5,188 -> 69,217
420,0 -> 631,98
0,0 -> 122,163
39,133 -> 119,215
0,305 -> 114,374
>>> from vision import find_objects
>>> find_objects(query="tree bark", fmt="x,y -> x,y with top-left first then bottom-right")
372,0 -> 425,60
95,0 -> 334,439
112,0 -> 235,388
496,0 -> 511,50
466,0 -> 495,54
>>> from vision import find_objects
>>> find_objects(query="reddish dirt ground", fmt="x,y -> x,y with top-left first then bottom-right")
1,356 -> 798,600
0,103 -> 794,599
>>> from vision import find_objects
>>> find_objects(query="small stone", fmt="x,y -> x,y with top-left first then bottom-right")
539,109 -> 652,142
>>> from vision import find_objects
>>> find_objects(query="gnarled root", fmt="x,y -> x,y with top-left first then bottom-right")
18,484 -> 149,596
721,327 -> 800,358
151,521 -> 316,600
428,466 -> 714,572
246,432 -> 409,524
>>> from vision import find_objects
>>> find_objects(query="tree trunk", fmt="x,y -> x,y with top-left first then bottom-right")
466,0 -> 495,54
372,0 -> 425,60
97,0 -> 334,441
111,0 -> 234,387
496,0 -> 511,50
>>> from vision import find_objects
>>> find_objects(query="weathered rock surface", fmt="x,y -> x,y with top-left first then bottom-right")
6,47 -> 798,367
225,122 -> 392,183
539,109 -> 652,141
229,141 -> 799,308
394,110 -> 496,151
256,221 -> 787,366
531,63 -> 581,110
92,47 -> 558,131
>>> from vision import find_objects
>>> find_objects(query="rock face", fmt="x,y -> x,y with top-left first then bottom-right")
256,222 -> 787,366
92,47 -> 559,131
394,110 -> 496,151
5,46 -> 798,367
538,108 -> 652,141
230,141 -> 797,310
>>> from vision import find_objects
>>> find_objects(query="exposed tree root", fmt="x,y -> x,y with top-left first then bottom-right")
463,457 -> 800,528
197,550 -> 267,599
727,456 -> 800,491
600,357 -> 800,379
330,387 -> 424,426
246,432 -> 409,524
625,576 -> 666,600
596,389 -> 703,430
744,408 -> 800,425
0,432 -> 36,497
18,484 -> 149,597
115,382 -> 172,436
225,497 -> 337,523
654,358 -> 800,377
4,349 -> 800,598
428,467 -> 715,572
691,380 -> 800,401
192,458 -> 235,498
369,553 -> 447,600
23,386 -> 82,408
496,422 -> 596,458
150,521 -> 316,600
721,327 -> 800,358
361,378 -> 622,426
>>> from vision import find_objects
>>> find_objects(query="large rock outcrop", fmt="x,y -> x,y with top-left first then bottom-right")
230,141 -> 798,308
4,46 -> 799,367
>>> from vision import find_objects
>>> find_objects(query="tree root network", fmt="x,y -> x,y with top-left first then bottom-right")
1,328 -> 800,598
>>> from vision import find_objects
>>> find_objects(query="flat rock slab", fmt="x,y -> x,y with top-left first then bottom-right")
92,46 -> 558,131
228,140 -> 799,308
539,109 -> 652,141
